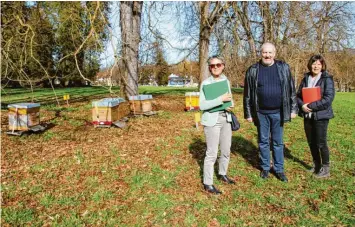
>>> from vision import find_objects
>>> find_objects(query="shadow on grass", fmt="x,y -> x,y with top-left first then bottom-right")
189,135 -> 312,183
284,146 -> 312,170
189,135 -> 260,184
188,137 -> 205,184
231,136 -> 312,170
231,135 -> 260,170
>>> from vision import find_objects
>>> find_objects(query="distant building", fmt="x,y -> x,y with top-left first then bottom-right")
95,68 -> 119,86
167,74 -> 198,87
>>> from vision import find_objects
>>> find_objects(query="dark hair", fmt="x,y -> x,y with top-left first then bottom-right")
307,55 -> 327,72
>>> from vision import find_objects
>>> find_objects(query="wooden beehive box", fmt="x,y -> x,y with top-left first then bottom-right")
8,103 -> 41,131
129,94 -> 153,114
100,98 -> 130,120
92,99 -> 120,126
185,92 -> 200,111
92,98 -> 130,126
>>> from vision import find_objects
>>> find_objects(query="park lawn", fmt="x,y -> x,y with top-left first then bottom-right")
1,86 -> 244,108
0,86 -> 198,107
1,90 -> 354,226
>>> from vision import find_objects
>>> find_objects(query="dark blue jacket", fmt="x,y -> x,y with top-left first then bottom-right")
296,71 -> 335,120
243,60 -> 298,126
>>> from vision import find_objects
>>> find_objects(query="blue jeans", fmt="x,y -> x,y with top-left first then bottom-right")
257,112 -> 284,173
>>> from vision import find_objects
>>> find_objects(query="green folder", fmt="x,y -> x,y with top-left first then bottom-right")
202,80 -> 232,112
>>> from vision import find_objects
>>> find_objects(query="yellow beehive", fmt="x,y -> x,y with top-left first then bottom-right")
185,92 -> 200,111
8,103 -> 40,131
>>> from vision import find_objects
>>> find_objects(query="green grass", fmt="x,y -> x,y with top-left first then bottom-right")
1,86 -> 244,108
1,86 -> 120,106
1,86 -> 198,107
1,90 -> 355,226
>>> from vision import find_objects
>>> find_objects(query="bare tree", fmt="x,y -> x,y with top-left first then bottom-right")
120,1 -> 143,98
198,2 -> 229,83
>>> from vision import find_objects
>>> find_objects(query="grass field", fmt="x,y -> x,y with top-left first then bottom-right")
1,86 -> 244,108
1,87 -> 354,226
0,86 -> 201,107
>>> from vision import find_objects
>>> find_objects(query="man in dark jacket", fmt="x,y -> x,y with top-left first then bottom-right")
243,42 -> 298,182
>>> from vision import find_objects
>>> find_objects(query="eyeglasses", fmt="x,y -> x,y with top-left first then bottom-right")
209,63 -> 224,69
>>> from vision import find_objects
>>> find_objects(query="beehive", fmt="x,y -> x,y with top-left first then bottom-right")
185,92 -> 200,111
92,98 -> 130,126
8,103 -> 40,131
100,98 -> 130,120
129,94 -> 153,114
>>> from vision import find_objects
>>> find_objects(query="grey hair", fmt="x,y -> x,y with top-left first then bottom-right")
207,55 -> 225,65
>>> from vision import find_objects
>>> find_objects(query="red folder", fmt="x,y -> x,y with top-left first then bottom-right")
302,87 -> 321,103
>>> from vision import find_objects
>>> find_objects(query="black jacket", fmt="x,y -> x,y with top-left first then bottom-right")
243,60 -> 298,126
296,71 -> 335,120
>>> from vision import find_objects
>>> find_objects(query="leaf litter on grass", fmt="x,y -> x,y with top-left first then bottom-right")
1,93 -> 355,226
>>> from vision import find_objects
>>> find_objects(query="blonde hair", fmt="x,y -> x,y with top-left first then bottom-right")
207,55 -> 225,65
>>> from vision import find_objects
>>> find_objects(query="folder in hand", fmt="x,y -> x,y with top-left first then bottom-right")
302,87 -> 321,103
203,80 -> 232,112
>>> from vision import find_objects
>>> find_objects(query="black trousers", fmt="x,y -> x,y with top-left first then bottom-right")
304,118 -> 330,167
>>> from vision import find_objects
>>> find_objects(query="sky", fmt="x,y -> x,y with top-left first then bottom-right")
100,2 -> 355,69
100,2 -> 196,69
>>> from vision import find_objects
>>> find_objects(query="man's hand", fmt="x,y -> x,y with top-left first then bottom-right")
302,103 -> 312,113
225,106 -> 234,112
246,117 -> 253,123
291,113 -> 297,119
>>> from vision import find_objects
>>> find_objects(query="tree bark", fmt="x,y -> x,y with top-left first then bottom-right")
233,2 -> 257,60
258,2 -> 273,43
198,2 -> 227,84
198,2 -> 211,84
120,1 -> 143,98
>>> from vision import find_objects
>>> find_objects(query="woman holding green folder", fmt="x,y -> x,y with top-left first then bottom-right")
199,55 -> 235,195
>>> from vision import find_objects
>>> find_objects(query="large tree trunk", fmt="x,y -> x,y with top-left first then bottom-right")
120,1 -> 142,98
199,2 -> 211,84
258,2 -> 272,43
233,2 -> 257,60
198,2 -> 227,84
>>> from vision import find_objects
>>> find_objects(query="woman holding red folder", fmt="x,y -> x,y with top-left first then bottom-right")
296,55 -> 335,178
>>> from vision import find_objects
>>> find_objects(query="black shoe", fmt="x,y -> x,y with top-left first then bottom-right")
219,175 -> 236,184
260,170 -> 269,179
203,185 -> 222,195
276,172 -> 288,182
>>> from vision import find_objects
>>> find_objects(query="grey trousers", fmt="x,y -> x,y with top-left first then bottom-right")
203,113 -> 232,185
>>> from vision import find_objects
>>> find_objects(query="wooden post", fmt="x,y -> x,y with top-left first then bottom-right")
63,94 -> 70,107
194,112 -> 201,130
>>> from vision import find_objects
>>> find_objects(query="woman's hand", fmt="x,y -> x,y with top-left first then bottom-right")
221,93 -> 232,102
302,103 -> 312,113
225,106 -> 234,112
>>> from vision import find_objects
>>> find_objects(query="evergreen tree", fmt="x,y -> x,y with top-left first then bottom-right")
154,41 -> 169,85
1,2 -> 55,87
